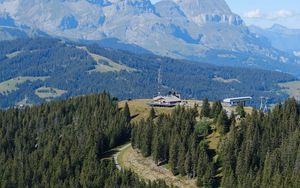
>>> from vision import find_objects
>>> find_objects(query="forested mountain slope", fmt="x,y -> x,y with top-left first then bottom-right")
0,93 -> 170,187
0,38 -> 296,108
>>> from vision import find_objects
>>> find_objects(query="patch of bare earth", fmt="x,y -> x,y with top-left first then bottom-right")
121,145 -> 197,188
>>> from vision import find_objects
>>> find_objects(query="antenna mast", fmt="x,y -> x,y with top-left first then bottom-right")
260,96 -> 269,112
264,98 -> 269,113
157,66 -> 162,95
260,97 -> 264,110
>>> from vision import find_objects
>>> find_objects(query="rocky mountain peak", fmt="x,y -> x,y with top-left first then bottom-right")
175,0 -> 243,25
269,24 -> 289,32
175,0 -> 232,15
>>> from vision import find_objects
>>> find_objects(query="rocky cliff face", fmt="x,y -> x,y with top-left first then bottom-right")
0,0 -> 263,49
175,0 -> 243,25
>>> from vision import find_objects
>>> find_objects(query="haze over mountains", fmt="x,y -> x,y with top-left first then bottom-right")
249,24 -> 300,55
0,0 -> 300,76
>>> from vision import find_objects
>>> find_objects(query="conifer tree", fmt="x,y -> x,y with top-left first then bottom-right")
169,136 -> 179,175
177,142 -> 186,176
201,98 -> 210,118
191,144 -> 199,178
131,124 -> 138,148
197,143 -> 209,178
149,107 -> 156,120
185,150 -> 193,178
221,169 -> 236,188
141,120 -> 153,157
152,131 -> 162,165
123,102 -> 131,123
216,110 -> 229,135
236,104 -> 246,118
210,101 -> 223,119
192,103 -> 199,118
229,111 -> 236,126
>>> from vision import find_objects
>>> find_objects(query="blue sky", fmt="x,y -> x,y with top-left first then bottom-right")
150,0 -> 300,28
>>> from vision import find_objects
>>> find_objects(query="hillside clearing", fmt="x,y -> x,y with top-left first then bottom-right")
119,99 -> 251,123
118,144 -> 198,188
0,76 -> 49,95
77,46 -> 137,73
279,81 -> 300,100
213,76 -> 241,84
118,99 -> 176,123
207,130 -> 221,150
35,86 -> 67,99
6,51 -> 23,59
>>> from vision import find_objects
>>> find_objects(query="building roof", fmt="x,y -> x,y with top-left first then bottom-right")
153,96 -> 164,101
153,95 -> 182,103
223,96 -> 252,103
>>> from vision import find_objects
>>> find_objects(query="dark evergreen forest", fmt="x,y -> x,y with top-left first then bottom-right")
1,90 -> 300,187
0,93 -> 169,188
220,98 -> 300,188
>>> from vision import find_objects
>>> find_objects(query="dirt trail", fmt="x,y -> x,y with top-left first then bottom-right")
112,143 -> 131,170
118,144 -> 198,188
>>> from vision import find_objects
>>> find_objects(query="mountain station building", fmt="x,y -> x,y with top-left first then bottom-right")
223,96 -> 252,106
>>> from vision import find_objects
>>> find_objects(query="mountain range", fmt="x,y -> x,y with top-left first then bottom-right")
249,24 -> 300,55
0,0 -> 300,76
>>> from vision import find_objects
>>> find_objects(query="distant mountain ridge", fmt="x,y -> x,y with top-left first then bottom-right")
249,24 -> 300,53
0,0 -> 300,76
174,0 -> 243,25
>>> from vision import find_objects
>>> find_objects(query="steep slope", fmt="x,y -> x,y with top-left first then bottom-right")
0,38 -> 295,108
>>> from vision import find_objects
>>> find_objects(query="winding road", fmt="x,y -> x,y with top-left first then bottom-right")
112,143 -> 131,171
